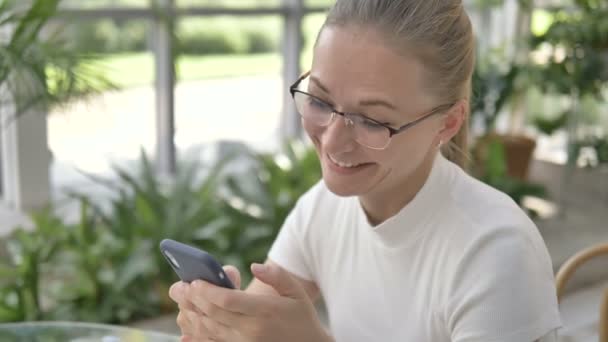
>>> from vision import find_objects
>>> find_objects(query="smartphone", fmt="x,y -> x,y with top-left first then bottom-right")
159,239 -> 235,289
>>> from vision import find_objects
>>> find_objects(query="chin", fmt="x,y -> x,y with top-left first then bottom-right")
321,170 -> 377,197
323,180 -> 362,197
319,157 -> 382,197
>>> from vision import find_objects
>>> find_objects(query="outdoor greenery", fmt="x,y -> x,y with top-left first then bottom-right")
0,0 -> 114,118
0,142 -> 321,324
67,17 -> 281,56
66,13 -> 324,88
91,53 -> 282,88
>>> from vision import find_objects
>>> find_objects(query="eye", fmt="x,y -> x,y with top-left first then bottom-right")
307,96 -> 331,110
362,118 -> 385,130
352,115 -> 385,130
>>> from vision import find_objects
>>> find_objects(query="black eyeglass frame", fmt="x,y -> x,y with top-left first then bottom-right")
289,71 -> 455,138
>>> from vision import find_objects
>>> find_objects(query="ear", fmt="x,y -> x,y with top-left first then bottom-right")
436,99 -> 467,145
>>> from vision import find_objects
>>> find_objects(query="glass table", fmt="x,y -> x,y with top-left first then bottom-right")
0,321 -> 180,342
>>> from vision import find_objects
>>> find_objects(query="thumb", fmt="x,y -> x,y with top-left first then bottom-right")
223,265 -> 241,289
251,263 -> 306,299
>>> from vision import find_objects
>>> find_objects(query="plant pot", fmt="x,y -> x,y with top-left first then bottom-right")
474,133 -> 537,180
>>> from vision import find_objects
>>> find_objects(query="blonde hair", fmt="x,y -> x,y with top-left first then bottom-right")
320,0 -> 475,169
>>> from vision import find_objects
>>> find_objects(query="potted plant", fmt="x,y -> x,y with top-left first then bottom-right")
471,53 -> 538,181
469,52 -> 549,208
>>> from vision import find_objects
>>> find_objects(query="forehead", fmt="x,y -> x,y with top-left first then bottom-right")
310,25 -> 433,109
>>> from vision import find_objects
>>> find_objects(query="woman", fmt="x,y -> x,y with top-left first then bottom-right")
169,0 -> 562,341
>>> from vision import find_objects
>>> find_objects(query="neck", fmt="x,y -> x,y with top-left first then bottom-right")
359,152 -> 438,226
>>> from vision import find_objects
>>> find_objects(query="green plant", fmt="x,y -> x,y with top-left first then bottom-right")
0,150 -> 232,324
0,142 -> 321,324
531,110 -> 568,136
0,0 -> 115,118
471,52 -> 520,133
530,1 -> 608,97
526,0 -> 608,152
0,210 -> 69,322
48,197 -> 162,323
206,141 -> 322,284
477,139 -> 547,207
64,151 -> 233,318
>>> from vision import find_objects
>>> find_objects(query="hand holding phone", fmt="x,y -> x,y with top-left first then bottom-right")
159,239 -> 235,289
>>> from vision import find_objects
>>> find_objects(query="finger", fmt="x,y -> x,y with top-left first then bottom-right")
202,316 -> 232,341
176,311 -> 195,336
188,281 -> 276,316
222,265 -> 241,289
189,283 -> 247,327
180,299 -> 210,317
169,282 -> 188,304
251,263 -> 307,300
191,280 -> 267,316
203,317 -> 242,342
187,310 -> 207,338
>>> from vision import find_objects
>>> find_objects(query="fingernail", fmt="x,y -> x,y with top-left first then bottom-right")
251,263 -> 266,274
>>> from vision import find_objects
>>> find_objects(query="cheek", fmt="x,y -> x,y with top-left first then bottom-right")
383,132 -> 432,166
303,120 -> 324,145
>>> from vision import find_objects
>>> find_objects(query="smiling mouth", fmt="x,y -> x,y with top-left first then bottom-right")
327,154 -> 372,169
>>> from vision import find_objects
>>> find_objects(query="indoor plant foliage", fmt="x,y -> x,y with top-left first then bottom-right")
527,0 -> 608,164
0,0 -> 113,119
0,143 -> 322,324
470,52 -> 547,206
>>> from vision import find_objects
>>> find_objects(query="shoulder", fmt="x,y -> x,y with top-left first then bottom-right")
439,169 -> 561,338
442,163 -> 543,249
449,165 -> 531,230
438,162 -> 555,288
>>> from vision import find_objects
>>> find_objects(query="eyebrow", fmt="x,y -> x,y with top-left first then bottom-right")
310,75 -> 331,94
309,75 -> 397,111
358,98 -> 397,111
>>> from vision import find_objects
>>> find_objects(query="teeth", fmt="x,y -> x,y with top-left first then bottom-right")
329,155 -> 361,168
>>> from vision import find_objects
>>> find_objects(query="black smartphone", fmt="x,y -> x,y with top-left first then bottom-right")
159,239 -> 235,289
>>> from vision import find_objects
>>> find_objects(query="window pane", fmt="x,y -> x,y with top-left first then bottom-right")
49,19 -> 155,180
301,12 -> 326,70
174,16 -> 282,150
306,0 -> 334,7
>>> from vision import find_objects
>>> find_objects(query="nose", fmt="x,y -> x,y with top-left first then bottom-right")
321,113 -> 358,153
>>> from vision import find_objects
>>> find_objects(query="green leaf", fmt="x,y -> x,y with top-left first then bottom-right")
114,242 -> 156,291
0,264 -> 17,279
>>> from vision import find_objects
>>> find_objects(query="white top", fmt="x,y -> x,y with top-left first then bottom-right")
268,154 -> 562,341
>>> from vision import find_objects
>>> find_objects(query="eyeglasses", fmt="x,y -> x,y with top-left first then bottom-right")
289,71 -> 454,150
